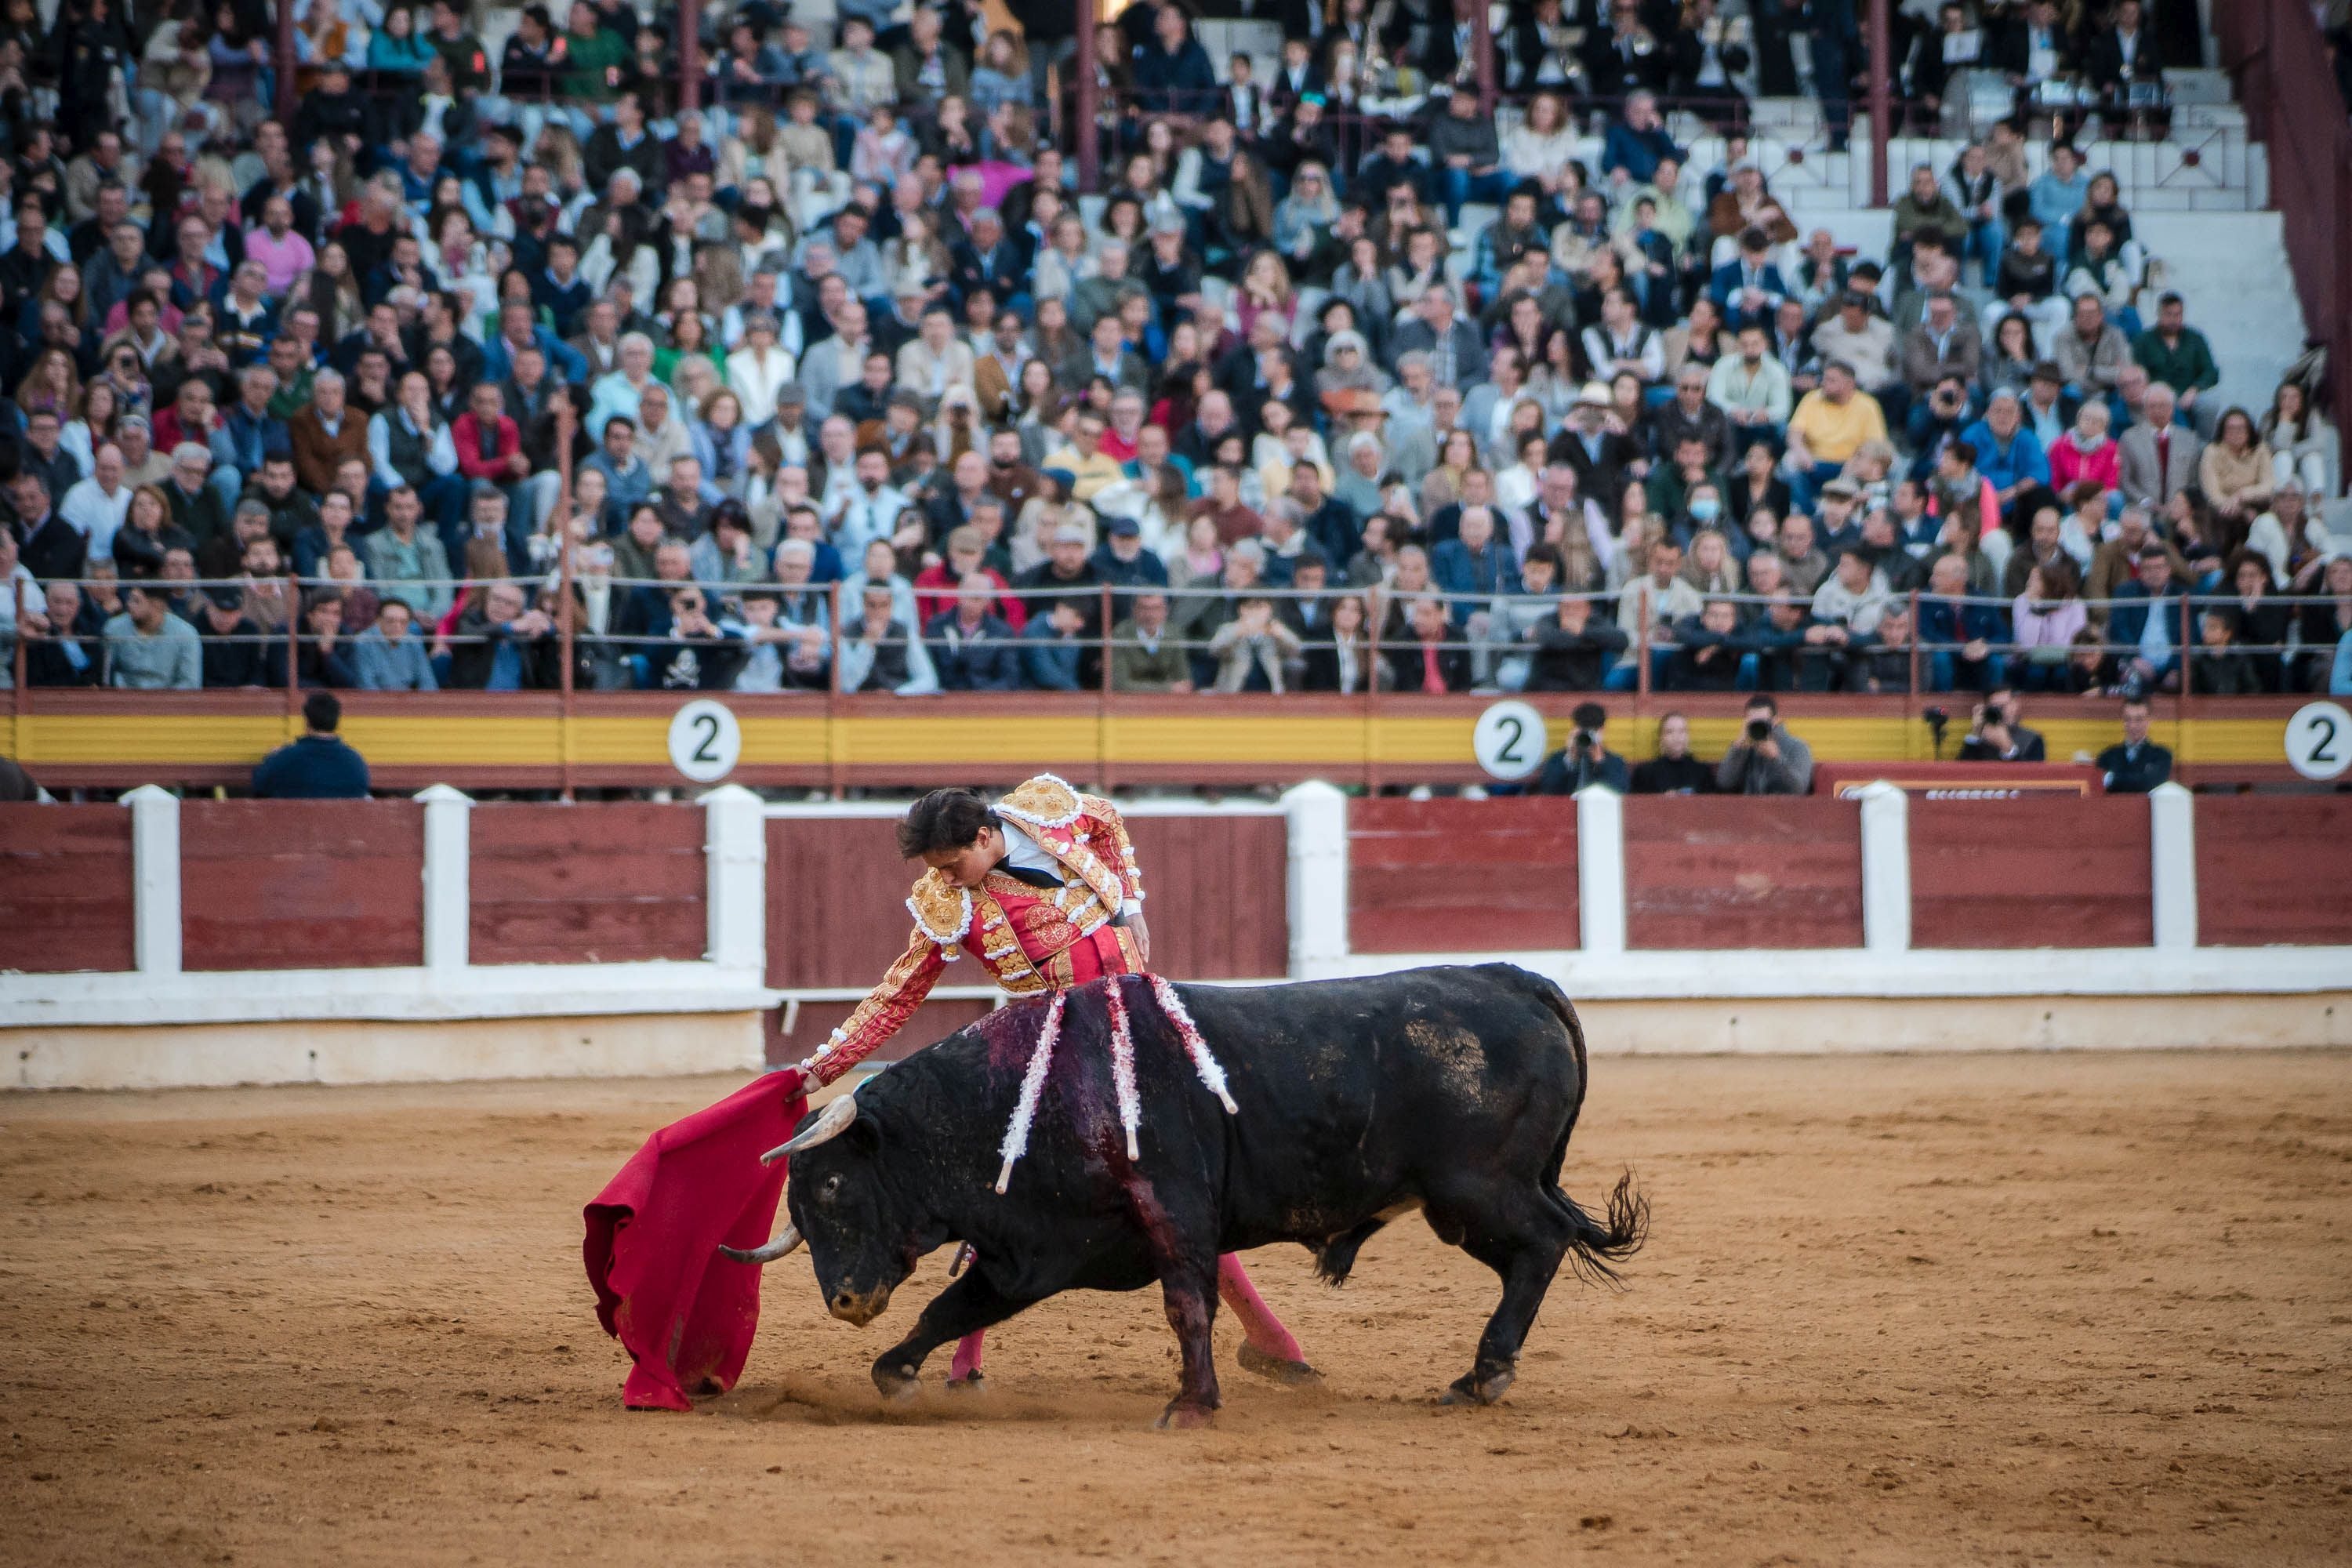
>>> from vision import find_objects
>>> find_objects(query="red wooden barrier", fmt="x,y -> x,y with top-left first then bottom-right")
1910,797 -> 2153,949
1623,797 -> 1864,949
1348,798 -> 1579,953
180,800 -> 423,971
2195,797 -> 2352,946
470,804 -> 706,965
764,812 -> 1290,991
1123,815 -> 1289,978
0,804 -> 135,973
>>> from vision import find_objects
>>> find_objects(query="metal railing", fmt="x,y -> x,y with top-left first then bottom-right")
12,574 -> 2337,702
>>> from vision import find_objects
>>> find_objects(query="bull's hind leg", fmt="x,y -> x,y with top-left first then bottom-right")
870,1270 -> 1035,1401
1427,1188 -> 1574,1406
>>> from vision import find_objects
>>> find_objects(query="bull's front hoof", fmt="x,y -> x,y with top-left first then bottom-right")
1440,1367 -> 1515,1406
1238,1341 -> 1324,1388
1155,1399 -> 1218,1430
871,1359 -> 922,1401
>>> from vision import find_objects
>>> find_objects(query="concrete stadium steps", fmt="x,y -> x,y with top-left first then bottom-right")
2129,209 -> 2310,415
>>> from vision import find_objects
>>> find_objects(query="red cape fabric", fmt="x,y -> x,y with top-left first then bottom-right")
583,1069 -> 808,1411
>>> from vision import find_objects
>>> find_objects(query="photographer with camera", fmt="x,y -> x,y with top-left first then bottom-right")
1715,693 -> 1814,794
1534,701 -> 1631,795
1957,685 -> 2048,762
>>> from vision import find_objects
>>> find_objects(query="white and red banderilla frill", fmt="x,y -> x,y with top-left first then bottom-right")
993,973 -> 1240,1194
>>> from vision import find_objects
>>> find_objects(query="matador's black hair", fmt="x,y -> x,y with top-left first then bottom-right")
897,788 -> 999,858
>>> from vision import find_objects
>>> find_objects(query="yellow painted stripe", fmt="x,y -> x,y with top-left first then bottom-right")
0,710 -> 2287,772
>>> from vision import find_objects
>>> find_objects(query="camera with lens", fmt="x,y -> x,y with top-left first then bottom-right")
1744,717 -> 1771,742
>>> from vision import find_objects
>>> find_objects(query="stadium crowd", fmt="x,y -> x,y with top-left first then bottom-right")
0,0 -> 2348,705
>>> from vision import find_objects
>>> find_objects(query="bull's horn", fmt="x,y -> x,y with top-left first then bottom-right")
759,1093 -> 859,1166
718,1225 -> 802,1265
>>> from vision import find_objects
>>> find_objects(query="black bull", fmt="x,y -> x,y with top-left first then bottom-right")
728,963 -> 1646,1425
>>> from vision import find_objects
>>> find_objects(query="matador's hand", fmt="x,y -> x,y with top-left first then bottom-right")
1131,914 -> 1151,968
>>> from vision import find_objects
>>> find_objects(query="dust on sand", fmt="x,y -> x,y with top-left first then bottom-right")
2,1050 -> 2349,1566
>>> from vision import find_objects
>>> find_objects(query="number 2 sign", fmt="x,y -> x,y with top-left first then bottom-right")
2285,701 -> 2352,782
667,699 -> 743,784
1472,699 -> 1548,782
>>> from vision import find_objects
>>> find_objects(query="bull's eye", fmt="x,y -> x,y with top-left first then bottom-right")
820,1174 -> 843,1201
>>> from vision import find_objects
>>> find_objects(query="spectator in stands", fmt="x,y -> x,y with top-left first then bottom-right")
2132,292 -> 2219,430
1784,361 -> 1888,509
1599,91 -> 1682,185
103,583 -> 201,689
1534,701 -> 1629,794
2097,696 -> 2172,791
1715,694 -> 1812,794
926,574 -> 1022,692
1629,711 -> 1715,793
1958,686 -> 2048,761
252,693 -> 371,799
2116,383 -> 2204,508
353,597 -> 437,692
2107,544 -> 2189,695
1893,163 -> 1969,263
1428,89 -> 1508,230
1110,590 -> 1192,694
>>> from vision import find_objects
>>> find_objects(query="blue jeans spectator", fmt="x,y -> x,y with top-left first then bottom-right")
1439,165 -> 1514,230
1929,648 -> 2008,693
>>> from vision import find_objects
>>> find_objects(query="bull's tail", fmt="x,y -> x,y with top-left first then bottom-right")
1557,1169 -> 1650,1287
1504,968 -> 1648,1286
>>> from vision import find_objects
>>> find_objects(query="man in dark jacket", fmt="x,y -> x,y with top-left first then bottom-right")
197,586 -> 271,689
924,575 -> 1022,691
1534,702 -> 1632,794
2097,697 -> 2172,792
1524,593 -> 1631,691
252,693 -> 372,798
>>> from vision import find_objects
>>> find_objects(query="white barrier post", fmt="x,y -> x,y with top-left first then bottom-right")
1574,785 -> 1626,955
122,784 -> 180,976
2150,782 -> 2198,950
702,783 -> 768,971
1282,780 -> 1350,977
1857,781 -> 1912,954
415,785 -> 473,974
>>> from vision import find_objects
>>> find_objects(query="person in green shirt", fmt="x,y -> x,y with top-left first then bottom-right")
2131,292 -> 2220,425
561,0 -> 629,101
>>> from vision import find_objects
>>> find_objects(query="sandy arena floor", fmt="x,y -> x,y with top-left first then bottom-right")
2,1049 -> 2349,1566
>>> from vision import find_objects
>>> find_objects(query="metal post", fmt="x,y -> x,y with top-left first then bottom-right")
678,0 -> 702,114
1907,587 -> 1921,696
1867,0 -> 1892,206
1097,582 -> 1116,792
1364,596 -> 1381,792
1635,595 -> 1652,695
275,0 -> 297,124
555,400 -> 578,803
284,595 -> 300,718
1471,0 -> 1496,118
1073,0 -> 1102,194
827,579 -> 845,798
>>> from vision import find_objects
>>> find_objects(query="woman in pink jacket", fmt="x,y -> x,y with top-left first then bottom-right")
2048,400 -> 2121,495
